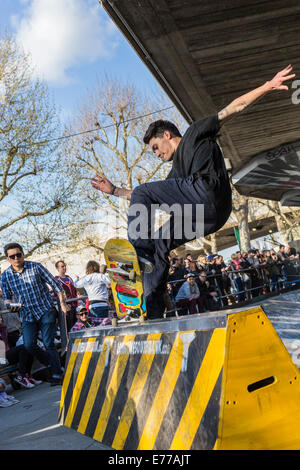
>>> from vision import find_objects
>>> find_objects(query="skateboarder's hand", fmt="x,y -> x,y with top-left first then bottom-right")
268,64 -> 295,91
91,174 -> 114,194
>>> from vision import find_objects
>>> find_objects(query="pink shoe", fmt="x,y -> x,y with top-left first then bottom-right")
26,374 -> 42,386
14,375 -> 35,389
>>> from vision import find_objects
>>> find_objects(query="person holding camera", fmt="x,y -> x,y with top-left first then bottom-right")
266,253 -> 283,292
167,257 -> 187,298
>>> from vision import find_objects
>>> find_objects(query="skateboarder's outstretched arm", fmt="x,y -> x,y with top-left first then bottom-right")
90,175 -> 132,200
218,64 -> 295,125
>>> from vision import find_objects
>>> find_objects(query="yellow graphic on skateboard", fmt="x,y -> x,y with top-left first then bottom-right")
104,238 -> 147,324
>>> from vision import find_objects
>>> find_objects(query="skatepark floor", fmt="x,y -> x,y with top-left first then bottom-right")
0,382 -> 111,450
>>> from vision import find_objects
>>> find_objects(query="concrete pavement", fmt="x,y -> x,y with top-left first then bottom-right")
0,381 -> 111,450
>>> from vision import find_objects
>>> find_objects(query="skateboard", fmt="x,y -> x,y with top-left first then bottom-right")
104,238 -> 147,326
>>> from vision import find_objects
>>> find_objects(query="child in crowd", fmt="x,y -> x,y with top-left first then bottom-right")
70,305 -> 97,332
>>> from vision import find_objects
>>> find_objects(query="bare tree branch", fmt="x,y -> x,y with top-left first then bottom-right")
0,201 -> 61,232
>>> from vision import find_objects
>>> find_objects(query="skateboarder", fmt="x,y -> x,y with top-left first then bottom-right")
91,65 -> 295,318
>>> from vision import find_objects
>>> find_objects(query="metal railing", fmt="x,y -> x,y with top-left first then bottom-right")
166,259 -> 300,314
1,260 -> 299,319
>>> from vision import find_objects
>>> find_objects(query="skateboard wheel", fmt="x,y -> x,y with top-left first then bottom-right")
100,264 -> 107,273
129,270 -> 136,281
112,318 -> 118,327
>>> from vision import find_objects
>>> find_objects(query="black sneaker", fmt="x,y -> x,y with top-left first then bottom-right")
50,377 -> 63,387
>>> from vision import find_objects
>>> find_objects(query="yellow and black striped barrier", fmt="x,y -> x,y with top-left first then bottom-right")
59,305 -> 300,450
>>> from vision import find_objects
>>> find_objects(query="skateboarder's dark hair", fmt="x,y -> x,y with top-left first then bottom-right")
3,243 -> 24,257
143,120 -> 182,144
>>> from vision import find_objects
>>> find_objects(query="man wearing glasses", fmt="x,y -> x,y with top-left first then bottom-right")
0,243 -> 68,386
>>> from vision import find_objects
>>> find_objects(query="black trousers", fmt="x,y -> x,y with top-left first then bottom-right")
6,345 -> 34,377
66,306 -> 77,332
128,175 -> 231,318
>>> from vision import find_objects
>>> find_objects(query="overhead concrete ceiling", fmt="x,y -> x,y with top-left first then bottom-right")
100,0 -> 300,204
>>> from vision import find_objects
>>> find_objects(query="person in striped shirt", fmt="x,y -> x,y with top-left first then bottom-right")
1,243 -> 68,386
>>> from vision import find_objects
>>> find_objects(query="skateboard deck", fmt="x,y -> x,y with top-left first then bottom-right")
104,238 -> 147,323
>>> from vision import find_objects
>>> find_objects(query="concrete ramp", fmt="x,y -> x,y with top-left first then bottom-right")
59,292 -> 300,450
262,291 -> 300,369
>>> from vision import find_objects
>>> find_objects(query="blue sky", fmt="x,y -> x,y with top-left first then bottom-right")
0,0 -> 165,218
0,0 -> 159,121
0,1 -> 278,258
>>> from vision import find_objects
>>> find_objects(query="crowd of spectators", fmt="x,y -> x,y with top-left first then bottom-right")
0,241 -> 299,406
167,244 -> 300,315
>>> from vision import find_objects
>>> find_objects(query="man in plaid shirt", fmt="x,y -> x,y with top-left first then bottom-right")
1,243 -> 68,386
